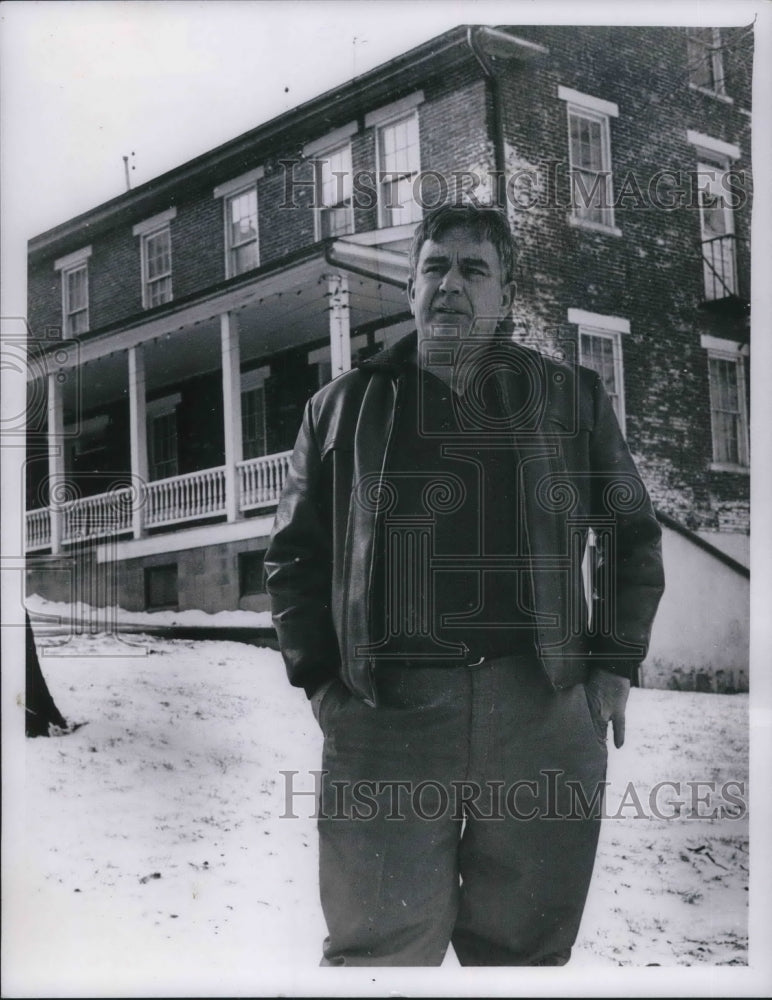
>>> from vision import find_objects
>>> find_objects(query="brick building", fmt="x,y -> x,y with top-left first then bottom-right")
24,24 -> 752,688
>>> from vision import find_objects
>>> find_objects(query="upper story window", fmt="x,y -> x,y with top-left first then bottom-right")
133,208 -> 176,309
54,245 -> 91,335
558,87 -> 620,235
687,131 -> 742,303
366,92 -> 424,229
569,309 -> 629,435
687,27 -> 726,96
214,167 -> 264,278
317,144 -> 354,238
304,123 -> 357,240
701,336 -> 749,471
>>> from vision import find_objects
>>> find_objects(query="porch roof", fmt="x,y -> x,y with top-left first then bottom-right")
28,239 -> 412,392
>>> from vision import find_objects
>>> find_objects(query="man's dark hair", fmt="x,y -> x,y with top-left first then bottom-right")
408,204 -> 516,284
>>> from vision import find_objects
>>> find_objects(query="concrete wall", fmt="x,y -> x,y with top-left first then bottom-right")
26,531 -> 272,617
642,523 -> 749,692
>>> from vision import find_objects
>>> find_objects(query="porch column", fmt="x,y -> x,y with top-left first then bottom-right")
47,372 -> 65,555
327,273 -> 351,377
220,310 -> 243,522
128,344 -> 149,539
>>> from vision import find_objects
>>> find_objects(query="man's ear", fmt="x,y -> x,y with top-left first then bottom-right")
500,280 -> 516,315
406,276 -> 416,315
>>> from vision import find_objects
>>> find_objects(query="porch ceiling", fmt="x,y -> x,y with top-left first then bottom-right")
57,250 -> 411,412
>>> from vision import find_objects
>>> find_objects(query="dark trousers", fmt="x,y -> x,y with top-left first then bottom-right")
317,654 -> 608,966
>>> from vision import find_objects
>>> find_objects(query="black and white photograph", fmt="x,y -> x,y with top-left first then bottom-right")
1,1 -> 770,996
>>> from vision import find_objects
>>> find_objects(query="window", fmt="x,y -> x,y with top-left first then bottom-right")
143,228 -> 172,307
687,132 -> 742,302
316,144 -> 354,239
687,27 -> 726,95
704,342 -> 749,469
145,564 -> 178,610
63,265 -> 89,334
558,87 -> 619,233
214,168 -> 264,278
377,113 -> 422,228
569,309 -> 629,434
147,393 -> 180,481
579,329 -> 626,432
54,246 -> 91,335
133,209 -> 176,308
240,368 -> 269,460
225,187 -> 259,276
239,550 -> 266,596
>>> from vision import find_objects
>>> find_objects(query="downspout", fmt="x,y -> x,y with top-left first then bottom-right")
467,26 -> 506,209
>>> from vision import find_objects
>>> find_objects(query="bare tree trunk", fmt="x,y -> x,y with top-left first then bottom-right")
25,612 -> 68,737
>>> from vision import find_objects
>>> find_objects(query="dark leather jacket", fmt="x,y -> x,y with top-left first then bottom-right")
265,332 -> 664,705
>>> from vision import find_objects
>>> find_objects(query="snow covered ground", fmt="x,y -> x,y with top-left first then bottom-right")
6,629 -> 749,996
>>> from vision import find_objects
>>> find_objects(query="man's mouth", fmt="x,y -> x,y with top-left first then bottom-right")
433,306 -> 466,316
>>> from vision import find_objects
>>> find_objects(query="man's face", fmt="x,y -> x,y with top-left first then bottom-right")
407,225 -> 515,342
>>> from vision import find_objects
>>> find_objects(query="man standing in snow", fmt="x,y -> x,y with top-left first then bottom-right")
265,203 -> 664,966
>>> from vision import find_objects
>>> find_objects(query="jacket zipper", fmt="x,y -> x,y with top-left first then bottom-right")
363,371 -> 404,701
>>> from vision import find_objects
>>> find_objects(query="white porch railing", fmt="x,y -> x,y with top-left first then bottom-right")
62,487 -> 134,542
238,451 -> 292,511
145,467 -> 226,527
25,452 -> 292,551
26,507 -> 51,551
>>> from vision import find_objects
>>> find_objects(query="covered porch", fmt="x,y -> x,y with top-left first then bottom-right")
26,240 -> 411,553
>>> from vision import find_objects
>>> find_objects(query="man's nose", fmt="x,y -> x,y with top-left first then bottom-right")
438,265 -> 463,293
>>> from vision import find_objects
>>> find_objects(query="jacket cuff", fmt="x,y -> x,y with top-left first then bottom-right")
592,660 -> 639,682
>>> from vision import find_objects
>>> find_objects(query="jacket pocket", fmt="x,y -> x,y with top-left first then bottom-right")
315,678 -> 353,735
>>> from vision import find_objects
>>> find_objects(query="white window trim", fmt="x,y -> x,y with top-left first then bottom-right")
689,82 -> 734,105
138,226 -> 173,309
213,166 -> 265,200
701,338 -> 749,473
309,140 -> 355,242
700,334 -> 749,356
54,245 -> 92,271
686,130 -> 741,161
567,309 -> 630,334
562,96 -> 618,234
303,122 -> 357,159
146,392 -> 181,418
240,366 -> 270,391
374,109 -> 422,230
132,207 -> 177,237
557,86 -> 619,118
365,91 -> 424,129
220,183 -> 260,279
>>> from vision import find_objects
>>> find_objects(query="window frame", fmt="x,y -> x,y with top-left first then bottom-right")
141,226 -> 173,308
223,184 -> 260,278
374,109 -> 422,230
558,87 -> 620,236
240,367 -> 269,460
146,393 -> 181,482
686,27 -> 727,98
578,326 -> 627,436
133,209 -> 176,310
144,563 -> 179,611
703,339 -> 749,472
54,245 -> 92,336
213,167 -> 264,279
313,142 -> 355,241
